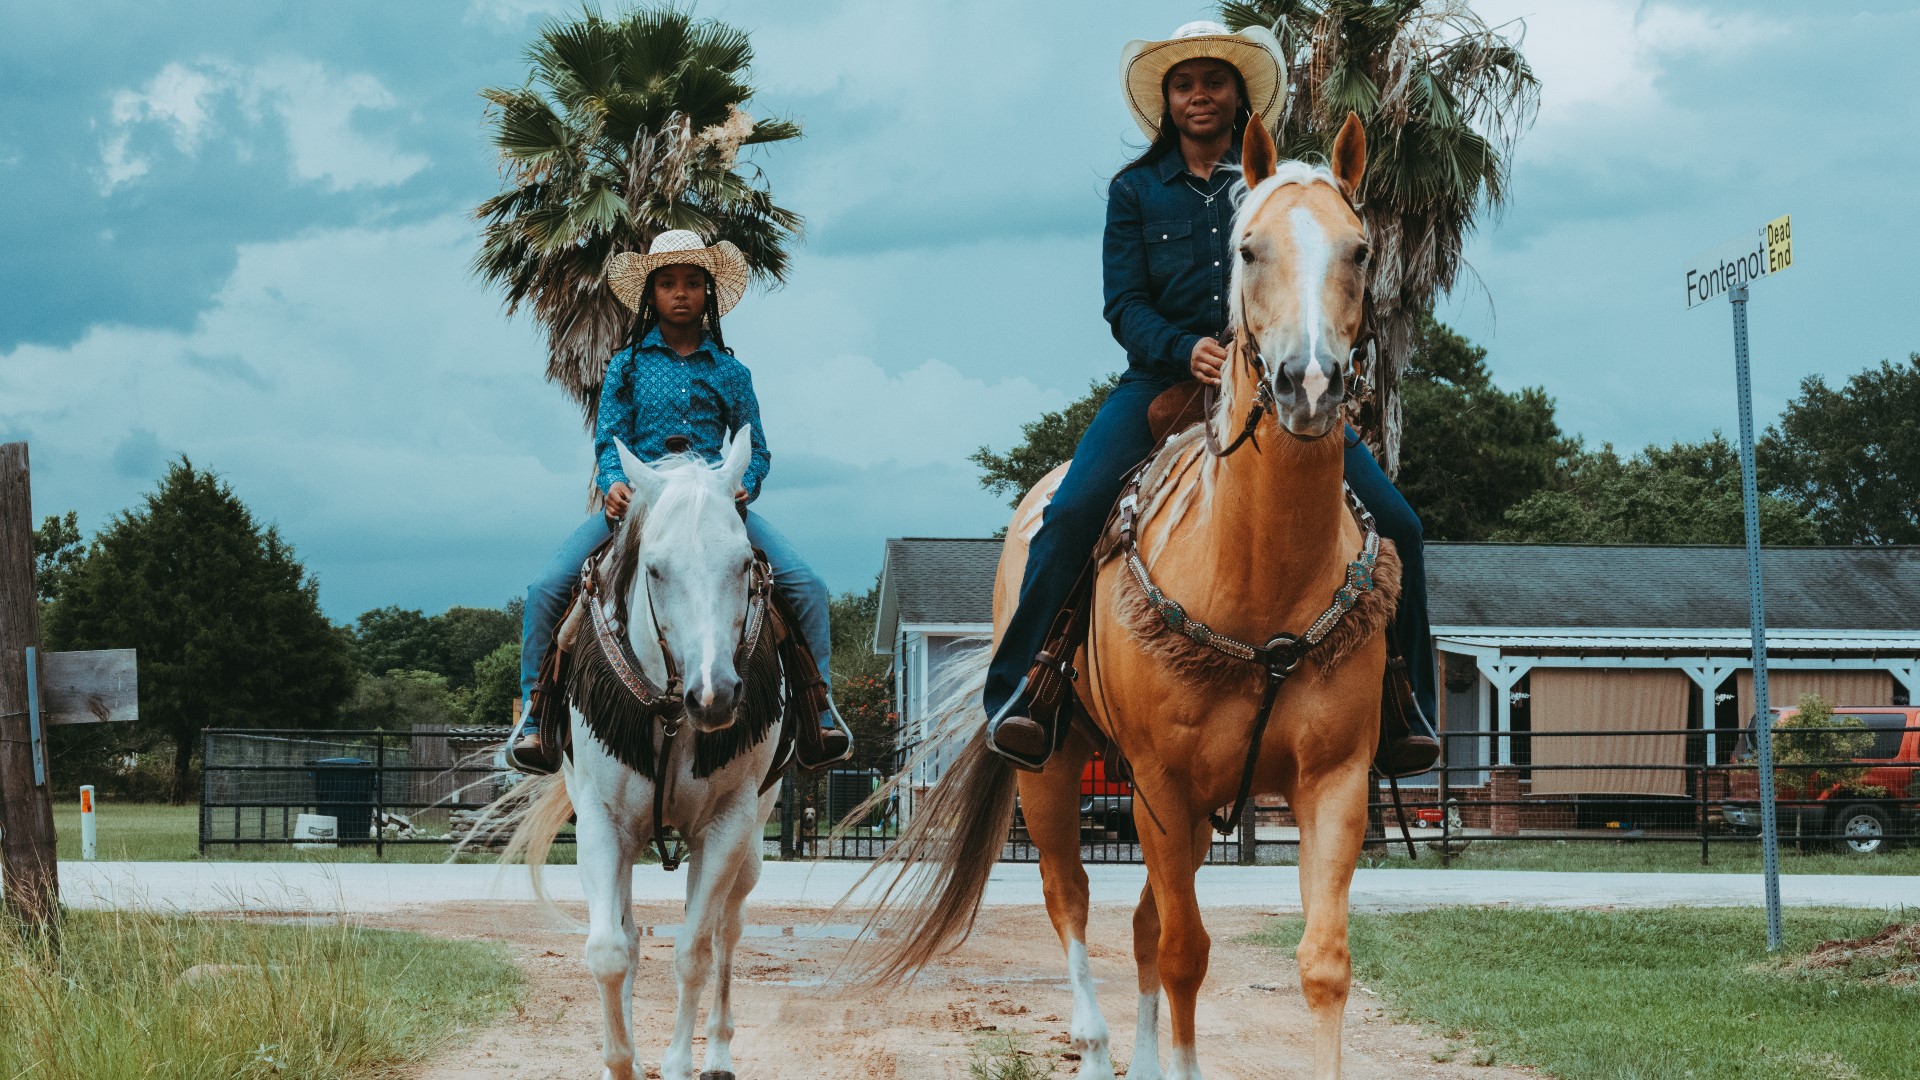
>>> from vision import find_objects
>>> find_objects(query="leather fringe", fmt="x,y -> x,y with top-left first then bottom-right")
567,601 -> 791,781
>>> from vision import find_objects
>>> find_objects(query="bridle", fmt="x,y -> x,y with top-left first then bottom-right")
578,544 -> 773,870
1201,187 -> 1376,460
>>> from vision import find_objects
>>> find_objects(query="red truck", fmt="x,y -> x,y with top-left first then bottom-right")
1081,751 -> 1136,843
1722,705 -> 1918,855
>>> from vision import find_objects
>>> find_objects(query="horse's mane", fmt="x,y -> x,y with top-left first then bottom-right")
605,453 -> 729,624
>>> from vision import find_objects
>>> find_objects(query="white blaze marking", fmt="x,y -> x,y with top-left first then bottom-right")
1289,206 -> 1334,415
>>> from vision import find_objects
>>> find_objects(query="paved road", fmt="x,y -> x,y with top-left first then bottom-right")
56,859 -> 1917,914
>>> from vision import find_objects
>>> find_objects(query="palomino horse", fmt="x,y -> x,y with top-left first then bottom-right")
841,115 -> 1393,1080
488,434 -> 788,1080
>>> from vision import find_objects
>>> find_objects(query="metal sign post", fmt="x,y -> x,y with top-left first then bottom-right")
1729,282 -> 1784,951
1685,216 -> 1792,951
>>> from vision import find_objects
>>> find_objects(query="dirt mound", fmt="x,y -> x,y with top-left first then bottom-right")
1782,924 -> 1920,988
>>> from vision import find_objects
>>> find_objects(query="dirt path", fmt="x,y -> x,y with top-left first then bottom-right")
384,901 -> 1531,1079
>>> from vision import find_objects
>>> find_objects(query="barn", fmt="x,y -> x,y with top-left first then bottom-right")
874,539 -> 1920,820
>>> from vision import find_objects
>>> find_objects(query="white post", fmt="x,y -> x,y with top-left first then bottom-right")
79,784 -> 96,861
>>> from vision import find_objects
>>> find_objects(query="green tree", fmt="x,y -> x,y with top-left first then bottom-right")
1758,355 -> 1920,544
1772,694 -> 1879,798
1222,0 -> 1539,475
437,603 -> 522,691
474,5 -> 803,432
31,510 -> 84,607
827,580 -> 896,774
348,601 -> 521,691
466,641 -> 522,727
44,459 -> 354,803
337,669 -> 467,732
1398,319 -> 1575,539
1495,437 -> 1819,545
970,374 -> 1120,507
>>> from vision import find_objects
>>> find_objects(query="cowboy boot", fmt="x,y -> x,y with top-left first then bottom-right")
795,684 -> 855,770
987,657 -> 1070,773
1376,656 -> 1441,779
988,706 -> 1052,772
507,700 -> 561,776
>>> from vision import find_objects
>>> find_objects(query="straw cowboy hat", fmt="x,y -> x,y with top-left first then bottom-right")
607,229 -> 750,317
1119,20 -> 1288,141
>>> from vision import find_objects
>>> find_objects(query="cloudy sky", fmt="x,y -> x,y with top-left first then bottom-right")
3,0 -> 1916,621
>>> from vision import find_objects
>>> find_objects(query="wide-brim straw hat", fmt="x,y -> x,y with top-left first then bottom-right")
1119,20 -> 1288,141
607,229 -> 750,317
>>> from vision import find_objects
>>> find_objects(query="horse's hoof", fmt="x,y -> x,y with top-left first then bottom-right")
698,1073 -> 736,1080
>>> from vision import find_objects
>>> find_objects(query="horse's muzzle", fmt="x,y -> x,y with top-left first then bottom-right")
684,674 -> 740,732
1270,354 -> 1346,439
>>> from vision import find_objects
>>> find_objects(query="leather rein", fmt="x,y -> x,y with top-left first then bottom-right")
1129,232 -> 1383,837
577,554 -> 775,870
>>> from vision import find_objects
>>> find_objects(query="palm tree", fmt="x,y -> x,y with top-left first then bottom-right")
474,6 -> 802,433
1220,0 -> 1538,475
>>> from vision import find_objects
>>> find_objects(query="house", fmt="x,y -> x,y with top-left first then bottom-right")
874,539 -> 1920,809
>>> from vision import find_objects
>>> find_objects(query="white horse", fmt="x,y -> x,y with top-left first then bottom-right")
491,433 -> 785,1080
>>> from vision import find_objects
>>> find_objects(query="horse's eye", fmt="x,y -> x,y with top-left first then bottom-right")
1239,244 -> 1255,263
1353,244 -> 1370,266
648,566 -> 662,580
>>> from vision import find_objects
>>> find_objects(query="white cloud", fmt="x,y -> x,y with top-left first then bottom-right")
96,57 -> 427,194
2,213 -> 1060,615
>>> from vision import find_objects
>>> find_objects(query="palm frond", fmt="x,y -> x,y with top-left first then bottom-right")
472,5 -> 803,421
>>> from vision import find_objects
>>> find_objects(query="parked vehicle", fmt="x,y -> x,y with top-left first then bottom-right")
1081,751 -> 1135,843
1722,705 -> 1918,855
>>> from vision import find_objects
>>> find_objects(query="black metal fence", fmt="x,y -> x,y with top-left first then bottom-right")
201,724 -> 1917,865
200,726 -> 546,855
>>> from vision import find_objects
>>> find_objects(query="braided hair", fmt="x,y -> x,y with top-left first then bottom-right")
623,268 -> 732,355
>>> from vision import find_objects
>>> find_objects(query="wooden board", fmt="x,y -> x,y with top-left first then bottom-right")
38,648 -> 138,725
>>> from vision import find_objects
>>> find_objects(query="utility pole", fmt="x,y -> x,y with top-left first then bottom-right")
0,441 -> 60,933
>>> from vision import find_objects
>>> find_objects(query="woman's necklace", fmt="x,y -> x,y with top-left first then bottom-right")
1182,171 -> 1231,205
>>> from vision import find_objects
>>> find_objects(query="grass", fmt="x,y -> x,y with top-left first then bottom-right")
54,799 -> 580,864
1355,837 -> 1920,875
967,1034 -> 1055,1080
1254,906 -> 1920,1079
1,908 -> 521,1080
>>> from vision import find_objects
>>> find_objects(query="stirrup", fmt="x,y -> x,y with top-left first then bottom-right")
505,703 -> 559,776
796,692 -> 855,770
985,683 -> 1052,771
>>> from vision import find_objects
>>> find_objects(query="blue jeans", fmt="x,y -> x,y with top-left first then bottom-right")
983,376 -> 1435,722
519,509 -> 833,713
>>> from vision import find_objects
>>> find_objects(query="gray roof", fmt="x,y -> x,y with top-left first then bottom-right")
873,538 -> 1002,652
874,538 -> 1920,649
1427,543 -> 1920,631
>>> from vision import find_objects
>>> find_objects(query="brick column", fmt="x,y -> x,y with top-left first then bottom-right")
1490,769 -> 1520,837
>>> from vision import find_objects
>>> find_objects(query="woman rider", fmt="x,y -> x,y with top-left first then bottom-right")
984,21 -> 1440,777
510,230 -> 853,774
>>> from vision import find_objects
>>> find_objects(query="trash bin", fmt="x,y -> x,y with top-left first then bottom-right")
308,757 -> 375,845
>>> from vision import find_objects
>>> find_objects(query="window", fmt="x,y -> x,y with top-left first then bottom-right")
1844,713 -> 1909,760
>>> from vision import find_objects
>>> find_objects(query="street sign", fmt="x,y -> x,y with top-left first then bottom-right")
1684,214 -> 1792,308
1684,214 -> 1794,951
37,648 -> 139,726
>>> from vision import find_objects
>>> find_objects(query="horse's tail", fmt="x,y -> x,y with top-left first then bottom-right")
454,769 -> 578,920
830,644 -> 1017,987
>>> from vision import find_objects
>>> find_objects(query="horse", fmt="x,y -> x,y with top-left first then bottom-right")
838,114 -> 1393,1080
485,433 -> 790,1080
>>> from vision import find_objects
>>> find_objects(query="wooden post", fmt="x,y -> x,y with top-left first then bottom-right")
0,442 -> 59,930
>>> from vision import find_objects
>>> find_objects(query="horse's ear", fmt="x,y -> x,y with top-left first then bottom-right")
1242,117 -> 1276,189
718,427 -> 753,495
615,439 -> 666,506
1331,112 -> 1366,203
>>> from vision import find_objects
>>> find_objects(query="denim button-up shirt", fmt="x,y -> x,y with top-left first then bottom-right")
1102,147 -> 1241,378
593,328 -> 771,501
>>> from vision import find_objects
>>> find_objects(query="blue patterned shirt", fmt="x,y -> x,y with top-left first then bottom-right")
593,328 -> 771,501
